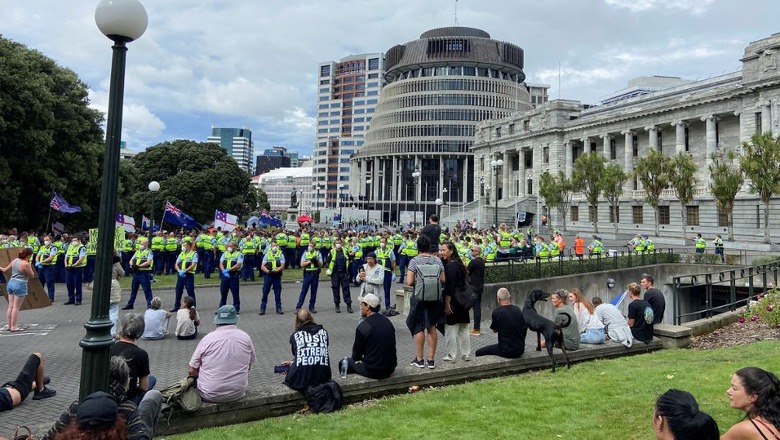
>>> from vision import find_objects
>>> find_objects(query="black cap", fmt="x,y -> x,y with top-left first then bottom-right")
76,391 -> 118,430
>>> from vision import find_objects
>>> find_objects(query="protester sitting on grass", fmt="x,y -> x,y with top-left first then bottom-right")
0,353 -> 56,413
652,389 -> 719,440
142,297 -> 171,340
111,313 -> 155,405
175,296 -> 200,340
567,288 -> 605,344
722,367 -> 780,440
282,309 -> 331,393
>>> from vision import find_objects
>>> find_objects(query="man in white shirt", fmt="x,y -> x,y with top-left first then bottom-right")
592,296 -> 633,348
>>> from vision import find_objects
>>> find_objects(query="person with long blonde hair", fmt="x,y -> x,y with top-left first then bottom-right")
567,288 -> 605,344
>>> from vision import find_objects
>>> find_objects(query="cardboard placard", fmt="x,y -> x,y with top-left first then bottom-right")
0,247 -> 52,310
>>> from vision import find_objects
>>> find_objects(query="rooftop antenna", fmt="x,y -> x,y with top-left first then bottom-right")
454,0 -> 459,26
558,61 -> 562,100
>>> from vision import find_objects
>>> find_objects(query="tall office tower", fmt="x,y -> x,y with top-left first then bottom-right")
207,127 -> 254,174
351,27 -> 533,223
313,53 -> 385,210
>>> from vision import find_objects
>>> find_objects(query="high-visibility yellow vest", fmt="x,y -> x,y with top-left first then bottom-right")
222,250 -> 241,270
151,236 -> 165,251
303,250 -> 320,272
376,247 -> 393,271
299,233 -> 310,246
264,249 -> 284,271
66,244 -> 86,267
165,238 -> 179,252
241,238 -> 256,255
134,249 -> 152,270
178,250 -> 197,273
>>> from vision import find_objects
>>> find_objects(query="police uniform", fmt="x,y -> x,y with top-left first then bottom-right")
296,246 -> 323,312
124,242 -> 153,309
219,246 -> 243,312
64,239 -> 86,305
173,245 -> 198,311
260,245 -> 285,314
328,244 -> 353,313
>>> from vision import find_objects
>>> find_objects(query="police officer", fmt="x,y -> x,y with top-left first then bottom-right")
35,235 -> 58,301
260,239 -> 285,315
122,238 -> 153,309
172,241 -> 198,311
200,230 -> 217,279
714,234 -> 724,262
219,241 -> 243,313
298,228 -> 311,270
64,236 -> 86,305
164,232 -> 179,275
348,237 -> 363,287
295,242 -> 323,313
327,237 -> 353,313
694,233 -> 706,253
240,231 -> 257,281
150,231 -> 165,275
588,235 -> 604,256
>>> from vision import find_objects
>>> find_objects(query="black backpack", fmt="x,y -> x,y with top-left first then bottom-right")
305,381 -> 343,414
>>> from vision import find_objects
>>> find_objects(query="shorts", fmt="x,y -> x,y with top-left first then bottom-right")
6,279 -> 28,297
0,388 -> 13,412
2,354 -> 40,404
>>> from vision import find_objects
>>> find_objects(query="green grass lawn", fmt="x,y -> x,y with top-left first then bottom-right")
165,340 -> 780,440
119,269 -> 306,289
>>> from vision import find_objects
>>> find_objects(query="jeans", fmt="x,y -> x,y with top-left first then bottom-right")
580,327 -> 606,344
296,271 -> 319,309
137,390 -> 163,439
131,375 -> 157,405
174,273 -> 195,309
128,271 -> 153,307
472,291 -> 483,331
109,302 -> 119,336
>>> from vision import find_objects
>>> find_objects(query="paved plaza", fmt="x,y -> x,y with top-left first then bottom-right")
0,276 -> 649,437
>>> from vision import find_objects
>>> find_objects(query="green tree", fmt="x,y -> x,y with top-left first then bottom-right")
709,151 -> 744,241
600,163 -> 628,236
740,132 -> 780,243
539,171 -> 574,232
573,152 -> 605,234
668,152 -> 698,238
634,149 -> 671,237
128,140 -> 258,226
0,36 -> 105,231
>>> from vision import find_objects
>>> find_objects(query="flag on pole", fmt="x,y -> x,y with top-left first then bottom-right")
259,211 -> 282,228
163,201 -> 198,229
611,290 -> 629,309
214,210 -> 238,231
116,213 -> 136,233
141,216 -> 151,231
50,193 -> 81,214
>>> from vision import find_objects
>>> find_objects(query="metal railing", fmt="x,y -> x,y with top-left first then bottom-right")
672,263 -> 780,325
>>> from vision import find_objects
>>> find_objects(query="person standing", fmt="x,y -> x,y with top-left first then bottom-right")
109,254 -> 124,337
640,274 -> 665,324
626,282 -> 654,344
345,293 -> 397,379
172,241 -> 198,311
420,214 -> 442,252
295,242 -> 323,313
64,236 -> 86,305
405,235 -> 445,369
1,248 -> 35,332
694,233 -> 706,254
260,239 -> 286,315
188,305 -> 256,403
122,238 -> 153,310
588,235 -> 604,256
441,242 -> 471,362
467,244 -> 485,336
574,234 -> 584,258
200,230 -> 217,279
150,231 -> 165,276
714,234 -> 725,263
240,231 -> 257,282
475,288 -> 527,358
219,241 -> 243,313
283,309 -> 331,392
164,232 -> 179,275
327,237 -> 353,313
35,235 -> 58,302
375,237 -> 396,310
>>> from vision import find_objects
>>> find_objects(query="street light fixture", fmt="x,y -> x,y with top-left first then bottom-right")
491,159 -> 504,228
442,187 -> 449,221
84,0 -> 147,400
435,198 -> 444,218
148,181 -> 159,239
412,170 -> 421,226
365,179 -> 372,225
338,183 -> 346,223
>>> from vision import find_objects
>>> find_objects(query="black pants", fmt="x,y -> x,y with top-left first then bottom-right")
475,344 -> 523,359
347,358 -> 392,379
3,354 -> 40,403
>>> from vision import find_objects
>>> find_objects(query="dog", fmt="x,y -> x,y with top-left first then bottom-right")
523,289 -> 571,372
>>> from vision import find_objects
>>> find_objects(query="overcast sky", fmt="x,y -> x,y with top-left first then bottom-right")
2,0 -> 779,158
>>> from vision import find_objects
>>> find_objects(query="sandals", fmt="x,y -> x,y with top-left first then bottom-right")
8,327 -> 26,333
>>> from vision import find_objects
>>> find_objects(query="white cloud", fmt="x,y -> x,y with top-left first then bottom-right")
604,0 -> 715,14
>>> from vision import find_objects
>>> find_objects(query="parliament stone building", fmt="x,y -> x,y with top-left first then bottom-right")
472,32 -> 780,239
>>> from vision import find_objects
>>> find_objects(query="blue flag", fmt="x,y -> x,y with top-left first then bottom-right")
163,201 -> 199,229
50,193 -> 81,214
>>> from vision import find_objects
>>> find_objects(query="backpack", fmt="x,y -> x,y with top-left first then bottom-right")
159,376 -> 202,413
644,306 -> 654,325
413,256 -> 443,302
305,381 -> 343,414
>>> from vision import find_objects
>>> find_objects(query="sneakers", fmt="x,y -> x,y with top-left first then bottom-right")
64,301 -> 75,305
276,309 -> 284,315
74,302 -> 81,306
410,358 -> 425,368
309,308 -> 317,314
33,386 -> 56,400
427,359 -> 435,369
259,309 -> 266,316
442,355 -> 455,362
469,329 -> 481,336
335,305 -> 341,313
347,305 -> 354,314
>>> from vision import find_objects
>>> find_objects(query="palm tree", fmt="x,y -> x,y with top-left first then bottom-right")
601,163 -> 628,236
573,152 -> 606,234
668,152 -> 697,239
634,149 -> 671,237
740,132 -> 780,243
709,151 -> 743,241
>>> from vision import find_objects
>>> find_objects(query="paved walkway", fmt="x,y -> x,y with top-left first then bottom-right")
0,277 -> 638,437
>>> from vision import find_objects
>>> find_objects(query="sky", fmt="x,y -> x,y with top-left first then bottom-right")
2,0 -> 779,158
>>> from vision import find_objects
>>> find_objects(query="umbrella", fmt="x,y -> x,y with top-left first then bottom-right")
297,215 -> 313,223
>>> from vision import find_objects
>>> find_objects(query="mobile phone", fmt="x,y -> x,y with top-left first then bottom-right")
273,364 -> 290,374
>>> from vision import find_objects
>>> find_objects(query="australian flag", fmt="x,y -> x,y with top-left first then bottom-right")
163,201 -> 198,229
50,193 -> 81,214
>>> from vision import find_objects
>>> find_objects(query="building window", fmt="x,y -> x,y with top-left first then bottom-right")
368,58 -> 380,70
610,139 -> 617,160
658,206 -> 670,225
632,135 -> 639,157
686,206 -> 700,226
755,112 -> 762,134
495,127 -> 501,138
632,206 -> 643,224
320,65 -> 331,77
609,206 -> 619,223
657,130 -> 663,153
543,147 -> 549,164
523,120 -> 530,131
684,126 -> 690,152
571,206 -> 579,222
508,124 -> 515,135
319,79 -> 330,85
589,206 -> 598,223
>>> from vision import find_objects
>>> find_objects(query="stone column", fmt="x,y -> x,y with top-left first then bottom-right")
581,137 -> 590,154
762,101 -> 772,134
532,146 -> 541,195
518,149 -> 526,197
735,111 -> 749,144
502,150 -> 511,201
673,121 -> 686,154
702,115 -> 717,177
646,125 -> 658,150
564,140 -> 573,178
601,134 -> 611,160
622,130 -> 634,193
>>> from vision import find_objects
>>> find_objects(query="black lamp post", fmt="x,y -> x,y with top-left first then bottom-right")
148,181 -> 159,239
412,169 -> 420,226
339,183 -> 346,221
491,159 -> 504,228
365,178 -> 372,225
83,0 -> 147,400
